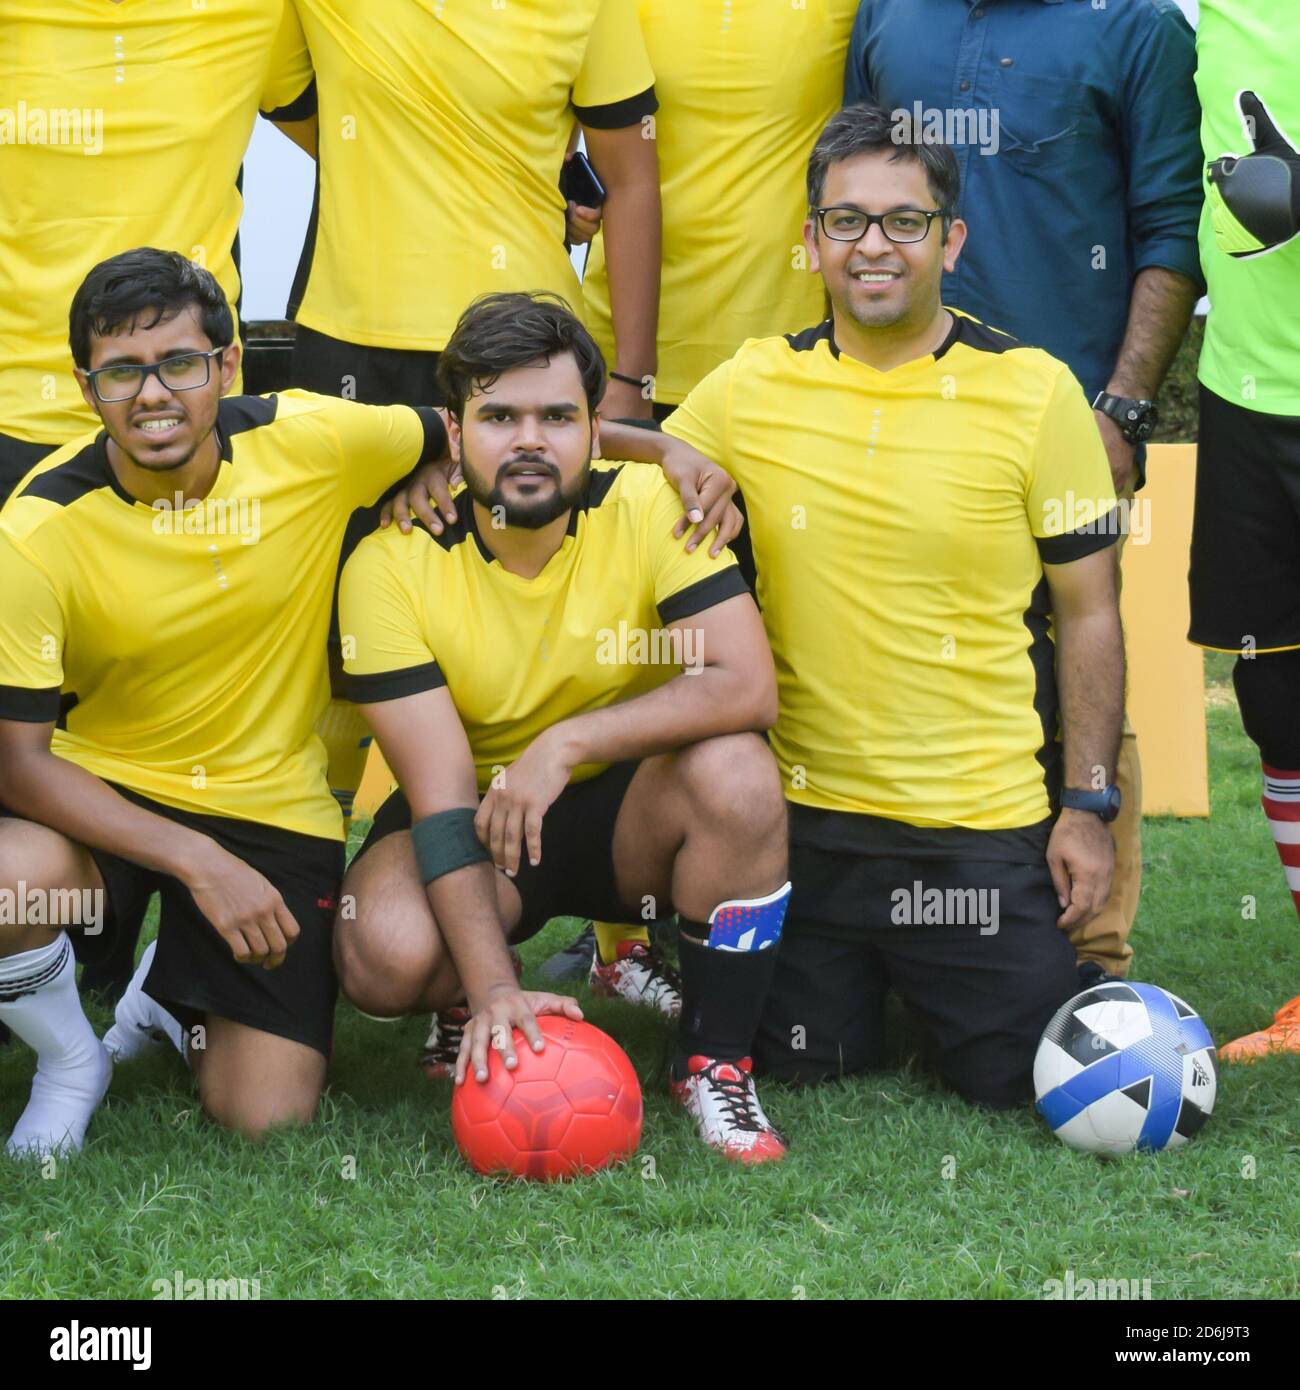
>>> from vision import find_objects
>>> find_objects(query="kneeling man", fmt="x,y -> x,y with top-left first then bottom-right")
337,293 -> 792,1163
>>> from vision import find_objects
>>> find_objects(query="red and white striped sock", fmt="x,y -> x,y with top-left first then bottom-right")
1262,764 -> 1300,919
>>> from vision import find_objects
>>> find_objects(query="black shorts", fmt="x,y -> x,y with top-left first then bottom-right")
752,844 -> 1078,1109
0,431 -> 56,509
291,324 -> 444,408
1189,383 -> 1300,653
0,786 -> 344,1057
354,761 -> 645,942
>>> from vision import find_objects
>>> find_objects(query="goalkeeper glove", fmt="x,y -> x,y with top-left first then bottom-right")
1207,90 -> 1300,259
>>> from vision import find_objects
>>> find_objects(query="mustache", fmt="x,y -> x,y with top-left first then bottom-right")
496,453 -> 560,483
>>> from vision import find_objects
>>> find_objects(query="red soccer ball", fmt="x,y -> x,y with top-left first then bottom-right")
451,1016 -> 643,1181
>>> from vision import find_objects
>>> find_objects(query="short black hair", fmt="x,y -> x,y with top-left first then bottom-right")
437,291 -> 607,421
806,103 -> 961,220
69,247 -> 233,369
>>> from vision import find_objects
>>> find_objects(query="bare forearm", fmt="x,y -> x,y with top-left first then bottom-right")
1054,610 -> 1125,790
599,174 -> 660,381
1107,267 -> 1199,400
0,749 -> 215,883
597,421 -> 671,464
552,664 -> 773,769
425,859 -> 516,1010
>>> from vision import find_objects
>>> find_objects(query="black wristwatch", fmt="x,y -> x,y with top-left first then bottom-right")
1060,784 -> 1122,823
1092,391 -> 1159,445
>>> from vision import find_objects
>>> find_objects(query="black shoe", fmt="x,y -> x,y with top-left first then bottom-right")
1076,961 -> 1124,991
538,923 -> 598,982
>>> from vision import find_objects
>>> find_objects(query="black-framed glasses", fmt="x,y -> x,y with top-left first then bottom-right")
85,348 -> 224,403
815,206 -> 949,244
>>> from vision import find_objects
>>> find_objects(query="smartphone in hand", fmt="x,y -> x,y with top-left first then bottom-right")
560,150 -> 606,207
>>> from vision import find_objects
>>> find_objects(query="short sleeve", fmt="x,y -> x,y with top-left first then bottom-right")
660,354 -> 739,484
572,0 -> 657,128
642,474 -> 748,625
0,533 -> 65,722
260,0 -> 317,119
308,395 -> 441,513
338,534 -> 446,704
1027,368 -> 1121,564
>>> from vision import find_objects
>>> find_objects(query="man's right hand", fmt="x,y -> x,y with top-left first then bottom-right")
455,985 -> 584,1085
183,843 -> 301,970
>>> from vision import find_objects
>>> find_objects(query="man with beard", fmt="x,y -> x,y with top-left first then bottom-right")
334,292 -> 794,1163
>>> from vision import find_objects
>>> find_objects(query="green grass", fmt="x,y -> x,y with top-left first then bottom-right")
3,651 -> 1298,1300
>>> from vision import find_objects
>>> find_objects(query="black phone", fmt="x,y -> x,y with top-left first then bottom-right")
560,150 -> 607,207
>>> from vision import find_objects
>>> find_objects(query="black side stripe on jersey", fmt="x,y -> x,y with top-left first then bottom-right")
784,319 -> 834,353
0,684 -> 61,723
935,314 -> 1020,359
262,78 -> 318,124
217,394 -> 279,458
1037,510 -> 1122,565
572,85 -> 658,131
1022,575 -> 1063,812
343,661 -> 447,705
657,567 -> 750,625
16,435 -> 111,508
578,464 -> 624,511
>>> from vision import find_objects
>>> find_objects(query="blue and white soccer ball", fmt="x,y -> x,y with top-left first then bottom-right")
1034,982 -> 1217,1155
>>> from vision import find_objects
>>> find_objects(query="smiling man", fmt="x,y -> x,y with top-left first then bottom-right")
599,106 -> 1126,1108
335,292 -> 794,1163
0,248 -> 451,1156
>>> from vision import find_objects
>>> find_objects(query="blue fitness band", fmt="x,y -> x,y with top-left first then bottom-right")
411,807 -> 491,884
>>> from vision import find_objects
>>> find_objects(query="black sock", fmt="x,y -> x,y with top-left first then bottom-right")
675,922 -> 780,1074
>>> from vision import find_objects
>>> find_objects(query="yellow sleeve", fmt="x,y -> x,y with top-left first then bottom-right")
309,395 -> 435,513
260,0 -> 316,118
573,0 -> 656,122
660,353 -> 744,488
338,533 -> 446,704
0,533 -> 65,722
641,472 -> 749,624
1027,367 -> 1120,564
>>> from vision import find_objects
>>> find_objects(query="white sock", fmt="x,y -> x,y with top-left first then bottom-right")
0,933 -> 111,1159
103,940 -> 185,1061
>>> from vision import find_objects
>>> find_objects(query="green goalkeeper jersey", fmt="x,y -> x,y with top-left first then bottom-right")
1197,0 -> 1300,416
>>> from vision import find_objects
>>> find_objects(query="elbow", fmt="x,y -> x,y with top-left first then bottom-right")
748,678 -> 780,733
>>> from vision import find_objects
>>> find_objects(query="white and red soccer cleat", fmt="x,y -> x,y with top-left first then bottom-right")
588,941 -> 682,1018
419,1005 -> 470,1081
671,1055 -> 787,1164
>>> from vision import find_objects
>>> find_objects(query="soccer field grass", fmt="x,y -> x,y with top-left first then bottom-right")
2,653 -> 1297,1301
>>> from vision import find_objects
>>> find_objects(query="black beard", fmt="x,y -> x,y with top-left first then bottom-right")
462,445 -> 590,530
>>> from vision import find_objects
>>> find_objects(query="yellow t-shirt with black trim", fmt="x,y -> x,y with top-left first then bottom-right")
663,313 -> 1119,844
0,0 -> 313,445
289,0 -> 656,351
582,0 -> 857,405
0,391 -> 435,839
338,461 -> 748,792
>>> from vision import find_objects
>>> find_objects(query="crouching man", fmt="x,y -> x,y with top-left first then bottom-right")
336,293 -> 793,1163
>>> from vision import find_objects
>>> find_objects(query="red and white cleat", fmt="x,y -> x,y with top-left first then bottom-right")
419,1006 -> 470,1081
420,949 -> 522,1080
671,1055 -> 787,1164
588,941 -> 682,1018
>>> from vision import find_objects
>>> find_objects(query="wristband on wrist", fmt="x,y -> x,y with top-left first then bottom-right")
610,370 -> 650,390
410,807 -> 491,885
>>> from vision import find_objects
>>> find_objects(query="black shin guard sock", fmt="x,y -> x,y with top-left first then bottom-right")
675,924 -> 780,1075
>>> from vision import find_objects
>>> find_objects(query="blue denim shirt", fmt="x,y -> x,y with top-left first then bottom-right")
845,0 -> 1203,404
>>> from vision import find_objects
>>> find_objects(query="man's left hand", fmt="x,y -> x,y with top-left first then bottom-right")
475,730 -> 575,877
1047,808 -> 1115,930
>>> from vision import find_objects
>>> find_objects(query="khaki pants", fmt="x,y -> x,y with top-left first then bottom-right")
1067,504 -> 1140,976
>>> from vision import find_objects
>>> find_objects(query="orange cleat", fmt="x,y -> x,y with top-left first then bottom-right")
1219,994 -> 1300,1063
